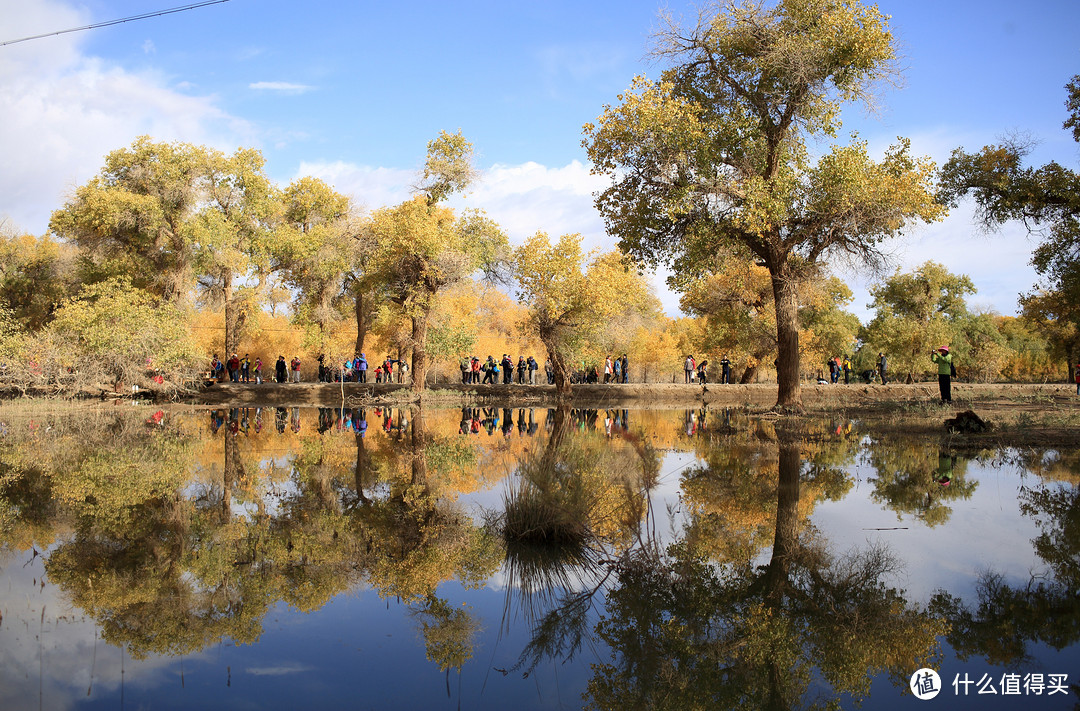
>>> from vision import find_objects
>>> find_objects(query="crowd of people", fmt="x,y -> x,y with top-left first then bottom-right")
459,355 -> 544,384
210,353 -> 416,385
318,354 -> 409,384
822,352 -> 890,386
206,349 -> 973,405
210,354 -> 301,383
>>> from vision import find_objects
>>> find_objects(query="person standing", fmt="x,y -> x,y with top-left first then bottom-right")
358,353 -> 368,383
240,354 -> 250,383
931,346 -> 953,403
275,355 -> 287,383
684,355 -> 695,384
720,355 -> 731,384
1075,362 -> 1080,395
842,356 -> 852,384
545,359 -> 553,384
620,354 -> 629,383
502,355 -> 513,385
290,356 -> 302,383
516,356 -> 526,384
527,356 -> 538,384
253,357 -> 263,384
877,352 -> 888,385
227,354 -> 240,382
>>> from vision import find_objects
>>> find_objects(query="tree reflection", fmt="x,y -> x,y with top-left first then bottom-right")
865,440 -> 977,527
0,406 -> 500,669
497,405 -> 660,674
931,478 -> 1080,665
586,427 -> 946,710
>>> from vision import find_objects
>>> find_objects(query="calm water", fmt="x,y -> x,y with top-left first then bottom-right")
0,404 -> 1077,710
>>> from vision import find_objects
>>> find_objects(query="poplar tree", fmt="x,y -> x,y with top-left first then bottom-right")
584,0 -> 943,408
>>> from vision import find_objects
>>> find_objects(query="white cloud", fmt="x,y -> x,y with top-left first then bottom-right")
249,81 -> 315,94
245,663 -> 314,676
0,0 -> 253,235
467,160 -> 608,244
294,161 -> 414,214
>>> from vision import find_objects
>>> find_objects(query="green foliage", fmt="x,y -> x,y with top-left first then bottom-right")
862,261 -> 974,380
951,312 -> 1011,382
49,136 -> 207,303
417,129 -> 479,205
426,320 -> 476,362
49,136 -> 281,355
274,176 -> 358,359
0,228 -> 77,331
411,596 -> 481,672
513,232 -> 658,390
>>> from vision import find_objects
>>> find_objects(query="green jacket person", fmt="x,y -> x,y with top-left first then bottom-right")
930,346 -> 953,403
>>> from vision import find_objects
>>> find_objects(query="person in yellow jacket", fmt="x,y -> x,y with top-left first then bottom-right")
930,346 -> 953,403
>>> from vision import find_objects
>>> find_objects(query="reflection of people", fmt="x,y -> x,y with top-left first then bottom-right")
931,347 -> 953,403
936,451 -> 955,486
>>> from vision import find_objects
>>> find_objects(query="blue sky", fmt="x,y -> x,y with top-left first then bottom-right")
2,0 -> 1078,319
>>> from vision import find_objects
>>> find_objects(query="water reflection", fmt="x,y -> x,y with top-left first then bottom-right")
586,427 -> 944,709
1,406 -> 1079,709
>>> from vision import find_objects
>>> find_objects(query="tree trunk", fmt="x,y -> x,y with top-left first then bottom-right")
739,364 -> 758,384
541,404 -> 571,470
410,314 -> 428,393
541,333 -> 571,398
223,271 -> 247,357
222,428 -> 246,523
770,267 -> 801,409
410,408 -> 427,487
354,416 -> 371,506
354,289 -> 369,357
763,437 -> 801,607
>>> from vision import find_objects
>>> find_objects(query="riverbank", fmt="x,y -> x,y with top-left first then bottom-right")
184,379 -> 1078,411
4,380 -> 1079,448
181,380 -> 1080,446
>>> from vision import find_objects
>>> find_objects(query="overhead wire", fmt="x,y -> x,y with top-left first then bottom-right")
0,0 -> 232,47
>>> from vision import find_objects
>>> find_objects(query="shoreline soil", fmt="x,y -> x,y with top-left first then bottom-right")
179,380 -> 1078,411
5,381 -> 1078,448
